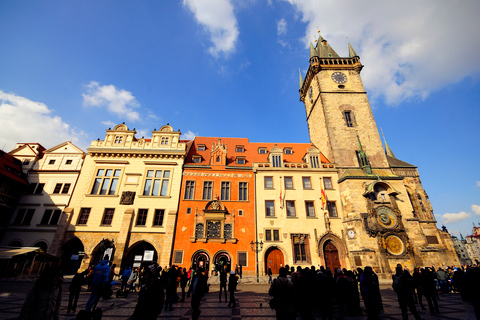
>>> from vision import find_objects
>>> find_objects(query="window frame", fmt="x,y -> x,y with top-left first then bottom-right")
136,209 -> 148,226
264,176 -> 273,189
265,200 -> 275,217
184,180 -> 195,200
327,201 -> 338,217
90,168 -> 121,195
284,177 -> 294,189
343,110 -> 355,127
236,157 -> 246,165
14,208 -> 35,225
239,182 -> 248,201
221,181 -> 231,201
101,208 -> 115,225
323,177 -> 333,190
153,209 -> 165,226
40,209 -> 61,225
284,148 -> 293,155
77,208 -> 91,225
192,156 -> 202,163
286,200 -> 296,217
305,201 -> 316,217
202,181 -> 213,200
302,177 -> 312,189
235,145 -> 244,152
142,169 -> 171,197
258,148 -> 267,154
53,183 -> 62,194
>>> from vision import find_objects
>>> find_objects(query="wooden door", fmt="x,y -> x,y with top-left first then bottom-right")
265,248 -> 284,274
324,242 -> 340,270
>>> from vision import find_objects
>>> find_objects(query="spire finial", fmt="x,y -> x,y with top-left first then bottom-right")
298,68 -> 304,89
380,127 -> 396,158
347,38 -> 359,58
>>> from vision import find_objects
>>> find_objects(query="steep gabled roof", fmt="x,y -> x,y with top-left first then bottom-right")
386,155 -> 416,168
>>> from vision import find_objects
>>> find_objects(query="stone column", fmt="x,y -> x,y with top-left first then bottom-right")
159,209 -> 177,267
49,207 -> 74,257
114,208 -> 134,267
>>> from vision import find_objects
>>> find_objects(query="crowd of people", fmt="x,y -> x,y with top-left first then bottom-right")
268,264 -> 480,320
15,256 -> 480,320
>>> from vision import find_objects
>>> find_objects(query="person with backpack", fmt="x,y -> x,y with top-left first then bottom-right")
228,271 -> 238,308
85,255 -> 110,312
268,267 -> 295,320
392,264 -> 422,320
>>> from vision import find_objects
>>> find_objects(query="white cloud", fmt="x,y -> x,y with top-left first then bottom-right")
183,0 -> 239,57
0,91 -> 88,152
441,212 -> 471,224
472,204 -> 480,216
101,120 -> 116,127
476,181 -> 480,188
82,81 -> 140,121
181,130 -> 197,141
277,18 -> 287,36
284,0 -> 480,105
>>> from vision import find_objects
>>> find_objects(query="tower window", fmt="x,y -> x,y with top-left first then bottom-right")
343,111 -> 355,127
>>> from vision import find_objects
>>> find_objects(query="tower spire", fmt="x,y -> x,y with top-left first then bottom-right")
381,127 -> 396,158
310,42 -> 318,59
356,133 -> 372,174
298,68 -> 304,89
347,37 -> 359,58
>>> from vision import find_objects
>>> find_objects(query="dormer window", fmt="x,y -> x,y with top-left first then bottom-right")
236,157 -> 246,165
269,146 -> 283,168
49,160 -> 56,165
161,137 -> 169,145
284,148 -> 293,155
272,155 -> 282,167
309,155 -> 320,168
192,156 -> 201,163
236,145 -> 244,152
197,144 -> 206,151
114,136 -> 123,144
258,148 -> 267,154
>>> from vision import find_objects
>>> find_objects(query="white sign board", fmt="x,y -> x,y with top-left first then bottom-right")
143,250 -> 154,261
134,255 -> 143,261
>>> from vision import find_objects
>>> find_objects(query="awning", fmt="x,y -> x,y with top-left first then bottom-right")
0,247 -> 41,259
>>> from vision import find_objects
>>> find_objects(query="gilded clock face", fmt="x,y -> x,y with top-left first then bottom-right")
385,235 -> 404,255
376,206 -> 397,229
331,72 -> 347,84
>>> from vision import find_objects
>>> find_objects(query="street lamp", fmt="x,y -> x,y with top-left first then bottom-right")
250,240 -> 264,283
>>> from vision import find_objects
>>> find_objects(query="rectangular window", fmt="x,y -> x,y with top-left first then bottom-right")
327,201 -> 338,217
40,209 -> 52,225
310,156 -> 320,168
264,177 -> 273,189
53,183 -> 62,194
14,209 -> 35,225
284,177 -> 293,189
426,236 -> 439,244
174,251 -> 184,264
324,177 -> 333,190
40,209 -> 61,225
305,201 -> 316,217
354,256 -> 362,266
78,208 -> 91,225
235,145 -> 244,152
136,209 -> 148,226
26,183 -> 37,194
49,159 -> 55,165
265,200 -> 275,217
284,148 -> 293,154
197,145 -> 206,151
265,229 -> 272,241
207,220 -> 221,239
272,155 -> 282,167
344,111 -> 354,127
34,183 -> 45,195
238,209 -> 243,216
184,180 -> 195,199
102,208 -> 115,225
192,156 -> 201,163
61,183 -> 71,194
286,201 -> 296,217
238,252 -> 247,266
236,157 -> 245,164
203,181 -> 213,200
294,243 -> 307,262
302,177 -> 312,189
239,182 -> 248,201
186,208 -> 192,214
143,169 -> 170,196
161,137 -> 169,145
221,182 -> 231,200
91,168 -> 121,195
258,148 -> 267,154
65,159 -> 73,165
273,230 -> 280,241
153,209 -> 165,226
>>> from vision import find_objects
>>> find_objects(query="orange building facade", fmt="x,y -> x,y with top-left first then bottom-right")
171,137 -> 256,275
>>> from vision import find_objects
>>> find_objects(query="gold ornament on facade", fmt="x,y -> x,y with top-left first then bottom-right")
385,235 -> 404,255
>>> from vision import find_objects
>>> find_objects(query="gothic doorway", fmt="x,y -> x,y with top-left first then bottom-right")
192,251 -> 210,272
61,237 -> 85,275
324,241 -> 340,270
213,251 -> 231,273
264,247 -> 284,274
122,241 -> 157,269
90,239 -> 116,267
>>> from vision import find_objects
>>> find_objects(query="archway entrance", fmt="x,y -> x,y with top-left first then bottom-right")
192,251 -> 210,272
324,241 -> 340,270
264,247 -> 284,274
90,239 -> 115,267
213,251 -> 231,273
123,241 -> 158,269
61,237 -> 85,275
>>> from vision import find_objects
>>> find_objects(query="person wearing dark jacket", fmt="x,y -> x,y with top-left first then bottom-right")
228,271 -> 238,307
392,265 -> 422,320
19,264 -> 63,320
268,267 -> 295,320
179,268 -> 189,302
219,269 -> 228,302
360,266 -> 383,320
188,267 -> 209,320
128,263 -> 164,320
85,256 -> 110,312
67,270 -> 86,313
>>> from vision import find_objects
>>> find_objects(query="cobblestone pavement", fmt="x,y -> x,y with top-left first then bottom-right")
0,275 -> 477,319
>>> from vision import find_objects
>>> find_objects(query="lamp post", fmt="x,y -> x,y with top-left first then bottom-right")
250,240 -> 264,283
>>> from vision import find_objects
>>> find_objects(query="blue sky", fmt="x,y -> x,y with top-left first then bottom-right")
1,0 -> 479,237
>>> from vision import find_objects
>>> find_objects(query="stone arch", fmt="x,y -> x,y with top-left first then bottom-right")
122,240 -> 159,270
318,232 -> 349,270
8,240 -> 23,247
113,123 -> 128,131
159,124 -> 173,132
60,237 -> 85,274
263,245 -> 287,274
191,249 -> 211,271
212,250 -> 232,272
32,240 -> 48,252
89,239 -> 116,267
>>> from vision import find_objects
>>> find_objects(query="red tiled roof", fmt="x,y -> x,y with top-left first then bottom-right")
185,137 -> 329,166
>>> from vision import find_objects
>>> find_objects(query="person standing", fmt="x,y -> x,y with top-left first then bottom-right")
267,266 -> 273,284
392,265 -> 422,320
219,269 -> 228,302
268,267 -> 295,320
188,267 -> 209,320
359,266 -> 383,320
84,256 -> 110,312
128,263 -> 164,320
239,264 -> 243,279
67,270 -> 86,313
179,268 -> 189,302
228,271 -> 238,308
19,264 -> 63,320
121,266 -> 132,292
